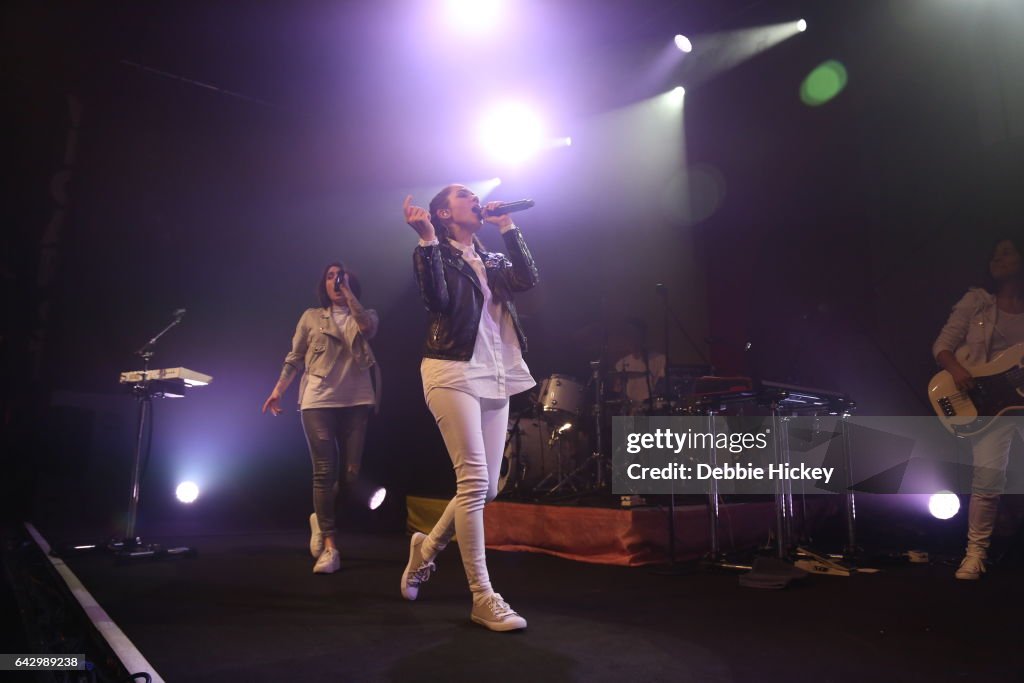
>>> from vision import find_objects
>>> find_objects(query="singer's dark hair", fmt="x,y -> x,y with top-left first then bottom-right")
317,261 -> 362,308
428,185 -> 486,252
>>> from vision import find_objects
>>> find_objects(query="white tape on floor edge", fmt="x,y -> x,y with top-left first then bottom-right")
23,523 -> 165,683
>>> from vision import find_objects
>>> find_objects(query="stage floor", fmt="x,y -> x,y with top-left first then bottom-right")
30,527 -> 1024,682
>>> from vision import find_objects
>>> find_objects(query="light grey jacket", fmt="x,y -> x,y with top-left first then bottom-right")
283,307 -> 381,409
932,287 -> 997,367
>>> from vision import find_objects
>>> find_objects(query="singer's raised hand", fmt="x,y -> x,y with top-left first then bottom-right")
481,200 -> 513,229
403,195 -> 436,241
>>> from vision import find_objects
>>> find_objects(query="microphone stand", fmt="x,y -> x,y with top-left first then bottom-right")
656,284 -> 709,367
653,285 -> 689,572
135,313 -> 184,360
108,311 -> 195,561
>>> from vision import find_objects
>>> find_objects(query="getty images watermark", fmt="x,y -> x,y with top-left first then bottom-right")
612,415 -> 1024,496
624,426 -> 836,485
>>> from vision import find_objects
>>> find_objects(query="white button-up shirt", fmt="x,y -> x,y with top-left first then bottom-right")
420,234 -> 535,400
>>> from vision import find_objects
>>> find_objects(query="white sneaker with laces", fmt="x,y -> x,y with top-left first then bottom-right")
309,513 -> 324,558
955,554 -> 985,580
400,532 -> 435,600
313,547 -> 340,574
471,593 -> 527,632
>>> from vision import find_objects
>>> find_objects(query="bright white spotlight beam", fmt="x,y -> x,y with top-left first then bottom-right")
369,487 -> 387,511
478,102 -> 546,164
663,86 -> 686,108
445,0 -> 502,35
674,34 -> 693,53
928,491 -> 960,520
176,481 -> 199,504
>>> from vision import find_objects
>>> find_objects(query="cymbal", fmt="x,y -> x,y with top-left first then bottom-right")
606,370 -> 649,378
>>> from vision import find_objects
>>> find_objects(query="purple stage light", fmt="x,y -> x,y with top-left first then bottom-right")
928,491 -> 959,520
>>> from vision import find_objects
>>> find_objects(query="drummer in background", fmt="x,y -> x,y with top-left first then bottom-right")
612,317 -> 666,412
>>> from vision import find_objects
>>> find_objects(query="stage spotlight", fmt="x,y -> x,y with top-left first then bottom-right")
674,34 -> 693,53
928,490 -> 960,520
368,487 -> 387,511
797,19 -> 807,32
549,422 -> 574,446
478,102 -> 545,163
445,0 -> 501,35
662,86 -> 686,108
176,481 -> 199,504
349,480 -> 387,511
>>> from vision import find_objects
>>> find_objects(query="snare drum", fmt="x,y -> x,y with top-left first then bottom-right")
538,374 -> 585,420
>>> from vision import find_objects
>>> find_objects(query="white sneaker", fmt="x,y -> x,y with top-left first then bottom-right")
470,593 -> 527,632
313,547 -> 340,574
309,513 -> 324,558
955,554 -> 985,580
400,532 -> 435,600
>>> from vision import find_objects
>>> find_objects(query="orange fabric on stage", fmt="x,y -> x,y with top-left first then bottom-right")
406,495 -> 840,566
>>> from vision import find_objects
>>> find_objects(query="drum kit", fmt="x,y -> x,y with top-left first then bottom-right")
498,364 -> 710,499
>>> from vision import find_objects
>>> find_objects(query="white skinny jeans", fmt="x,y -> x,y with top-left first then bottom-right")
421,387 -> 509,597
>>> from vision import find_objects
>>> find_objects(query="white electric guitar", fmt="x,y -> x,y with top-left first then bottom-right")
929,343 -> 1024,437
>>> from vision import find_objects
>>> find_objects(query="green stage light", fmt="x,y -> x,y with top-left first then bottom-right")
800,60 -> 848,106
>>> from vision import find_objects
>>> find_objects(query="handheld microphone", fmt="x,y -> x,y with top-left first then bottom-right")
473,199 -> 535,218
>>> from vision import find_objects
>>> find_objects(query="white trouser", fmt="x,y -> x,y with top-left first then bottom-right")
422,388 -> 509,597
966,419 -> 1022,556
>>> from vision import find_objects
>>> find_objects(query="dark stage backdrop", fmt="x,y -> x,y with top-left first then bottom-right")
6,0 -> 1024,535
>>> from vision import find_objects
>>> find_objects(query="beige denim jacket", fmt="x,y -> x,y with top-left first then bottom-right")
932,288 -> 996,368
283,307 -> 381,410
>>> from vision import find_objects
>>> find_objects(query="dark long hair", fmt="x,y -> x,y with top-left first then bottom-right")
429,185 -> 486,252
316,261 -> 362,308
981,236 -> 1024,294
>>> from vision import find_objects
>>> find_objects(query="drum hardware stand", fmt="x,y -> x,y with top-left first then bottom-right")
770,406 -> 796,559
840,412 -> 858,558
534,426 -> 581,495
559,359 -> 610,493
541,360 -> 612,498
700,409 -> 753,571
500,411 -> 529,496
770,406 -> 861,568
796,411 -> 860,563
592,359 -> 608,489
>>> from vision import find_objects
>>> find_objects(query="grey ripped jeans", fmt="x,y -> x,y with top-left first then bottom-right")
300,406 -> 371,538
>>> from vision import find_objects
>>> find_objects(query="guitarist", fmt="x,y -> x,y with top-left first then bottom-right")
933,237 -> 1024,579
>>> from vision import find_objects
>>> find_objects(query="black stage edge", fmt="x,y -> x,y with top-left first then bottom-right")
2,522 -> 133,682
6,524 -> 1024,682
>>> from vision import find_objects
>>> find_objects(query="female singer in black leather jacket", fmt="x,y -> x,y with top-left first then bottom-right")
399,185 -> 538,632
